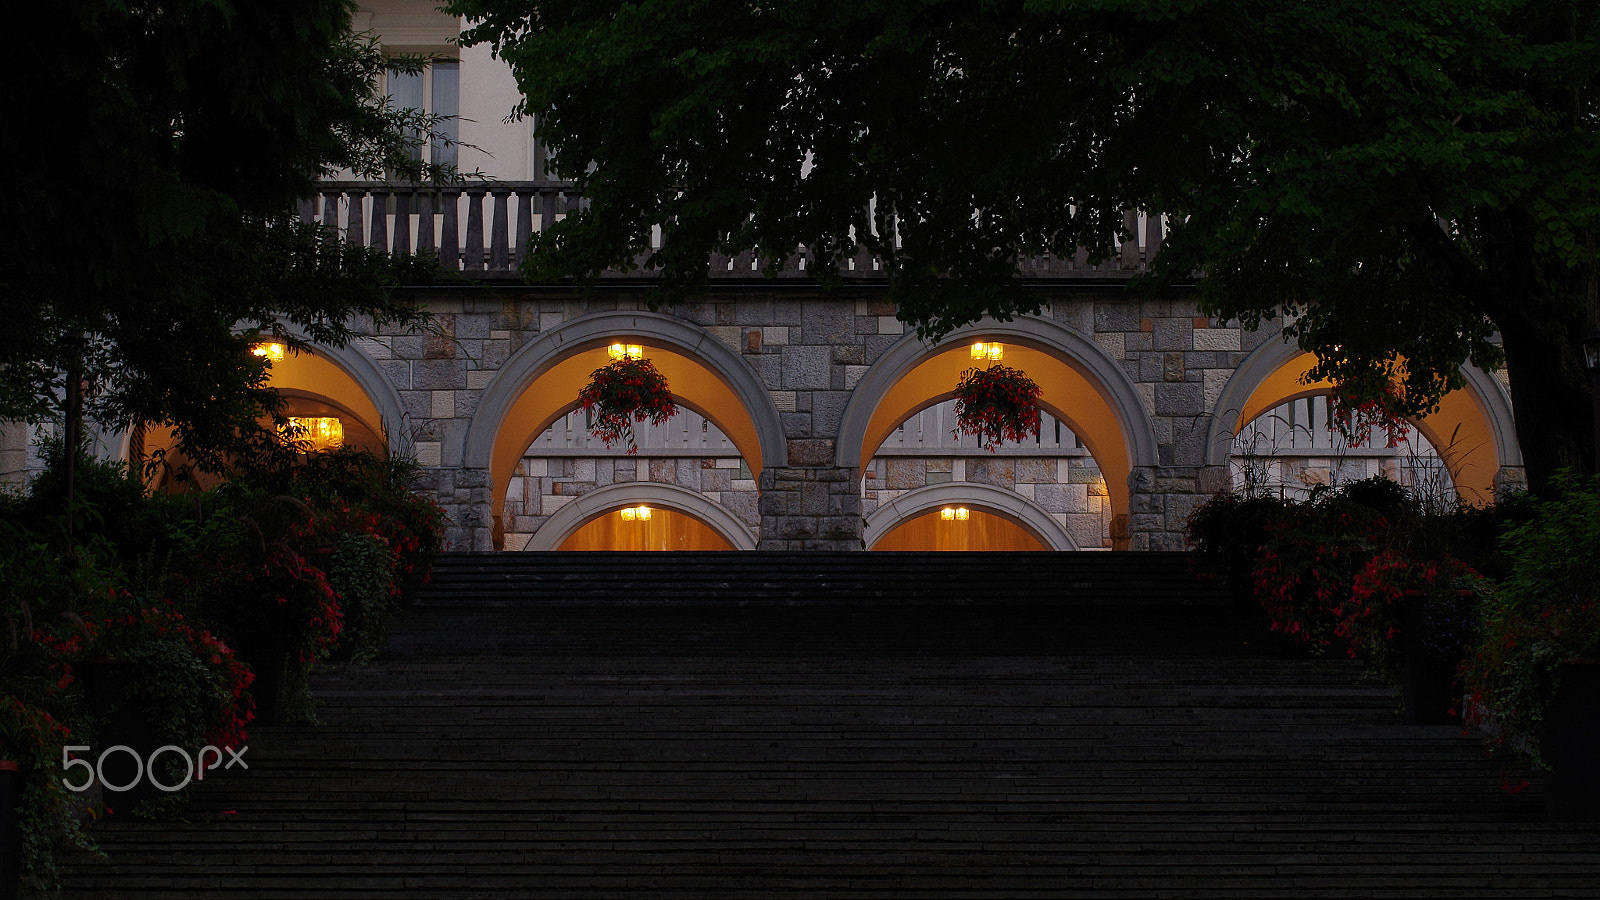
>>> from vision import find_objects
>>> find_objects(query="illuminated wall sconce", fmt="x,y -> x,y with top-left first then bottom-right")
608,343 -> 644,361
940,506 -> 970,521
618,505 -> 653,521
283,417 -> 344,452
970,342 -> 1003,362
251,342 -> 287,362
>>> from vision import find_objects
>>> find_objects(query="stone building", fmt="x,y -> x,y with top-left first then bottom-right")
0,0 -> 1526,554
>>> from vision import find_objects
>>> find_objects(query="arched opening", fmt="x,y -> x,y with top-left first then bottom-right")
556,506 -> 737,551
466,312 -> 786,551
839,321 -> 1155,549
863,399 -> 1109,549
524,481 -> 758,551
1214,348 -> 1518,505
1233,395 -> 1456,504
134,343 -> 392,492
863,482 -> 1076,550
870,506 -> 1049,551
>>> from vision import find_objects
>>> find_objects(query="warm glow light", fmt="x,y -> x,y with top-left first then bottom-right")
970,342 -> 1003,361
251,342 -> 286,362
619,505 -> 652,521
608,343 -> 644,361
283,417 -> 343,452
941,507 -> 954,520
940,506 -> 970,521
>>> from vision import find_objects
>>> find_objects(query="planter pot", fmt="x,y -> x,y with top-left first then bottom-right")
85,662 -> 163,815
1,760 -> 24,900
1544,659 -> 1600,823
1398,600 -> 1462,725
231,603 -> 292,727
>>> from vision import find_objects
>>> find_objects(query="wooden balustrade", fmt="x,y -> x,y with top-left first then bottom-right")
305,181 -> 1166,280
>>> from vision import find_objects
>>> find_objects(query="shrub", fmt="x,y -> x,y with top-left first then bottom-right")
1462,473 -> 1600,766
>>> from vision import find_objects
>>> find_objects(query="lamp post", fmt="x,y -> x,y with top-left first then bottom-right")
1584,326 -> 1600,473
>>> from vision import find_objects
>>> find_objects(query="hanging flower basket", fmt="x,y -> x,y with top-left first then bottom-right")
952,364 -> 1042,451
1329,379 -> 1411,448
577,357 -> 678,452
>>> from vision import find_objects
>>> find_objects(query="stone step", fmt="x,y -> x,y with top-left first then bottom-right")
413,550 -> 1230,606
56,561 -> 1598,899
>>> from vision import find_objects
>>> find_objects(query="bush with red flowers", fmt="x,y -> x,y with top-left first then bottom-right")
952,364 -> 1042,451
1337,550 -> 1484,690
577,357 -> 678,452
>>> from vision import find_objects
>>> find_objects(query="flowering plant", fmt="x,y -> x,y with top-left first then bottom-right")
1329,380 -> 1411,449
0,696 -> 71,770
577,358 -> 678,452
1461,473 -> 1600,767
952,365 -> 1042,451
41,599 -> 256,754
1251,499 -> 1391,651
1336,551 -> 1483,689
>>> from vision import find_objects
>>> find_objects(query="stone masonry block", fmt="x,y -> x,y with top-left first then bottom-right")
966,458 -> 1014,487
885,459 -> 925,490
787,440 -> 835,467
1154,382 -> 1205,417
1194,327 -> 1242,352
781,345 -> 832,390
1153,318 -> 1192,352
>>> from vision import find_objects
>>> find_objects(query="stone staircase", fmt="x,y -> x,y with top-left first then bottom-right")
58,552 -> 1599,899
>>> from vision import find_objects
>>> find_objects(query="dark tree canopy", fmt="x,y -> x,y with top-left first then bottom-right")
450,0 -> 1600,488
3,0 -> 454,471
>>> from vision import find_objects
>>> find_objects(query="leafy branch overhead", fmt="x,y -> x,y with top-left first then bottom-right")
450,0 -> 1600,486
3,0 -> 460,470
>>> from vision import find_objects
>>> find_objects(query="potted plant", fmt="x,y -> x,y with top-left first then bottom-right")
951,364 -> 1042,451
1338,550 -> 1483,724
577,357 -> 678,452
55,599 -> 255,817
1461,473 -> 1600,821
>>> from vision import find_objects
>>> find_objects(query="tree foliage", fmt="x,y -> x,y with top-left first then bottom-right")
3,0 -> 455,471
451,0 -> 1600,484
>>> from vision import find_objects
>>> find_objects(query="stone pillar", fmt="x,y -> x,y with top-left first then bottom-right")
1126,465 -> 1210,552
422,466 -> 495,552
757,466 -> 863,550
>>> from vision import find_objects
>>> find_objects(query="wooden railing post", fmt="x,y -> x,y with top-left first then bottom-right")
345,188 -> 365,247
368,187 -> 390,251
414,190 -> 435,255
489,186 -> 512,270
393,188 -> 412,255
439,188 -> 460,269
463,187 -> 487,271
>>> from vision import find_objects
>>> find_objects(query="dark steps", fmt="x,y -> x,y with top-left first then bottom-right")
57,552 -> 1598,898
413,550 -> 1231,606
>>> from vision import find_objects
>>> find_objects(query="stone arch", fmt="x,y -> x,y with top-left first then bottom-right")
465,311 -> 786,545
863,482 -> 1076,551
126,331 -> 403,484
267,327 -> 407,452
1206,338 -> 1522,504
525,481 -> 758,550
837,318 -> 1159,522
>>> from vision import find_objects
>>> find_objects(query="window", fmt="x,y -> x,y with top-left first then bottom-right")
387,59 -> 459,168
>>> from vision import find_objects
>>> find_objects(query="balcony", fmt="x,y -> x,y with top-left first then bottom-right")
303,180 -> 1169,282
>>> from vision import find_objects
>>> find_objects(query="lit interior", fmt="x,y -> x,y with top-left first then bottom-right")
556,506 -> 736,551
871,507 -> 1047,551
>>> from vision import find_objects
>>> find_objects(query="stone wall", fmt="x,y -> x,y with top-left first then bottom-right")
348,290 -> 1292,551
863,456 -> 1113,549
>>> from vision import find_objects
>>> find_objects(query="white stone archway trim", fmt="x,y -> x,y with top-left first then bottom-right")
863,482 -> 1078,551
463,310 -> 787,472
1204,336 -> 1523,468
524,481 -> 759,551
836,317 -> 1160,469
